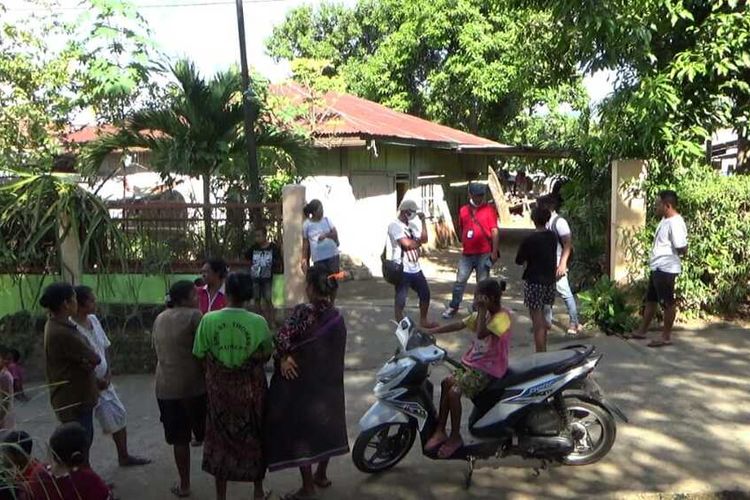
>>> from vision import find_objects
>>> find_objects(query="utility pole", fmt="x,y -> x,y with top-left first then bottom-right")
235,0 -> 261,203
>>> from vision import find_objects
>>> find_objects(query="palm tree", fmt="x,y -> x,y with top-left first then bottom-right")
81,59 -> 312,256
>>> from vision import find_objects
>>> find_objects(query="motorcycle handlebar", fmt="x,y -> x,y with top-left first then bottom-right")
444,356 -> 463,369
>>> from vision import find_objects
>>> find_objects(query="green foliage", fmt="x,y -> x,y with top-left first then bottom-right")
0,170 -> 127,286
521,0 -> 750,165
81,59 -> 312,198
0,0 -> 157,172
266,0 -> 586,142
579,276 -> 639,335
638,164 -> 750,313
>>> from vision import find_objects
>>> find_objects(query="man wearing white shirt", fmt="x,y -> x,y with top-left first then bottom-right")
539,194 -> 581,335
630,190 -> 688,347
387,199 -> 438,328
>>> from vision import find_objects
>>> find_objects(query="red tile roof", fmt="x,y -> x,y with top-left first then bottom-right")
273,83 -> 504,148
64,124 -> 119,144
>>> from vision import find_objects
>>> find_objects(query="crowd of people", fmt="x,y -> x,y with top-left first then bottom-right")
1,253 -> 348,499
0,186 -> 688,499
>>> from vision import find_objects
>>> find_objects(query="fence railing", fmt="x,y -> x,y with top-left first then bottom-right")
92,201 -> 283,273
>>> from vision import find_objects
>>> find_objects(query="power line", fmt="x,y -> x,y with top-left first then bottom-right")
4,0 -> 289,12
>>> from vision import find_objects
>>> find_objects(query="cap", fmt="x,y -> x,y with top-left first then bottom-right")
468,183 -> 487,196
398,199 -> 419,212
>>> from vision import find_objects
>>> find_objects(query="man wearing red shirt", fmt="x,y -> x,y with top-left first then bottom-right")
442,183 -> 500,319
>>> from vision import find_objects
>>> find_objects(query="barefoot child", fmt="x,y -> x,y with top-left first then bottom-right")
423,279 -> 512,458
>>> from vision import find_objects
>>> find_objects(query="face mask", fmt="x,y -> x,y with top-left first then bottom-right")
470,198 -> 484,207
407,211 -> 417,220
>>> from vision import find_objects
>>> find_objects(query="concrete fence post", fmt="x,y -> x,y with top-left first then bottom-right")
282,184 -> 306,309
609,159 -> 647,284
59,213 -> 82,285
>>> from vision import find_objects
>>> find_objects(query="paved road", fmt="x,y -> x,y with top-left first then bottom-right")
14,250 -> 750,499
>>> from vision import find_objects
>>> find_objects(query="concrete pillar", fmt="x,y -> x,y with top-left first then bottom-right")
59,213 -> 82,285
282,184 -> 306,307
609,159 -> 648,284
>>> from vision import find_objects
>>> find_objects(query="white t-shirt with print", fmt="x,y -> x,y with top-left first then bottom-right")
388,219 -> 422,274
546,211 -> 571,265
303,217 -> 339,263
649,214 -> 688,274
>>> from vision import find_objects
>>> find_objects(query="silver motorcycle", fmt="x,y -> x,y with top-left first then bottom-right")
352,317 -> 627,486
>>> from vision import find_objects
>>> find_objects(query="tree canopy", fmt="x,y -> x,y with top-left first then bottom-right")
520,0 -> 750,166
0,0 -> 157,172
266,0 -> 587,144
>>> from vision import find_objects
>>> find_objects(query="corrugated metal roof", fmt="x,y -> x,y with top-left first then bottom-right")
272,83 -> 505,148
67,84 -> 505,149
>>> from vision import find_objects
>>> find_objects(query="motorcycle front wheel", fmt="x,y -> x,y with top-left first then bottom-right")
562,397 -> 617,466
352,422 -> 417,473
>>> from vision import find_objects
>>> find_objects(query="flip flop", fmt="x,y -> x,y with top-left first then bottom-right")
170,485 -> 190,498
424,434 -> 448,451
119,455 -> 152,467
647,340 -> 673,348
623,333 -> 647,340
313,477 -> 332,488
437,438 -> 463,459
282,492 -> 318,500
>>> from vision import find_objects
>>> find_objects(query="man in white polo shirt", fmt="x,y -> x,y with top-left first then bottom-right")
629,190 -> 688,347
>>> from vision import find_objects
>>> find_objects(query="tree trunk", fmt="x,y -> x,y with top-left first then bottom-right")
202,172 -> 212,258
737,127 -> 749,174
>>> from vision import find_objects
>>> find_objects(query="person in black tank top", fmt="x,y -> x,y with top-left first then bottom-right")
515,207 -> 557,352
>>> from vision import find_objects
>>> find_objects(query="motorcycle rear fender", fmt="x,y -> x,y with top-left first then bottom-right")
358,400 -> 409,432
563,377 -> 629,423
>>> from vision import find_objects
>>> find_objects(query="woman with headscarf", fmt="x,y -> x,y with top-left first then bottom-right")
265,265 -> 349,500
193,273 -> 273,500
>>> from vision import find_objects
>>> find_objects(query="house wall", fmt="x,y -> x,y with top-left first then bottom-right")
300,142 -> 494,275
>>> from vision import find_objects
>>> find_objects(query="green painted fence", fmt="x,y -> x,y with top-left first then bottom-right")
0,273 -> 285,318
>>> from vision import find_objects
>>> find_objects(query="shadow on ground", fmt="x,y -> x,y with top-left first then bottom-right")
13,248 -> 750,499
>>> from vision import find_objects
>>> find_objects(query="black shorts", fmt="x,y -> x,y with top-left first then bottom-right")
314,255 -> 340,275
252,279 -> 273,303
645,270 -> 678,306
157,394 -> 207,445
395,271 -> 431,309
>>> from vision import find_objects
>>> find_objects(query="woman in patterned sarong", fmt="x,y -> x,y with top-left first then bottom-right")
193,272 -> 273,500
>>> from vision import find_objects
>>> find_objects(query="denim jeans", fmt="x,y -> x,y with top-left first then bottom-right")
544,274 -> 579,327
449,253 -> 492,310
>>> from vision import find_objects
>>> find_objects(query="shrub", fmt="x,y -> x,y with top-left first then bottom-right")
579,276 -> 639,335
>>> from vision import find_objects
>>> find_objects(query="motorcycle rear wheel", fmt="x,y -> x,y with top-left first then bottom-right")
352,422 -> 417,473
562,397 -> 616,466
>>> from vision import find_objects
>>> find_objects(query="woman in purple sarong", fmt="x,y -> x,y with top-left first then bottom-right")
265,265 -> 349,500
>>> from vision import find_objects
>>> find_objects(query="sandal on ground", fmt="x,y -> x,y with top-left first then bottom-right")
623,333 -> 647,340
647,340 -> 673,348
170,485 -> 190,498
437,438 -> 463,459
313,477 -> 332,488
282,491 -> 318,500
119,455 -> 152,467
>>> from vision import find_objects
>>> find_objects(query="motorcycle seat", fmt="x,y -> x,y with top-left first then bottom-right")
470,347 -> 592,427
